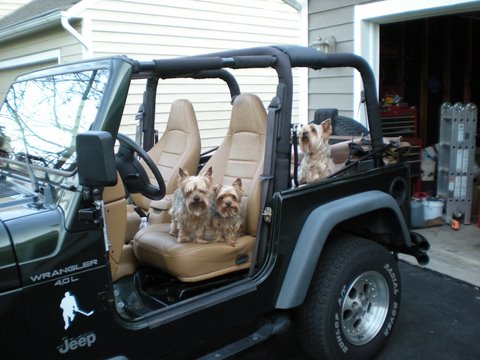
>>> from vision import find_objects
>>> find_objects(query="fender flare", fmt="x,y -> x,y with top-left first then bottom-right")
275,190 -> 410,309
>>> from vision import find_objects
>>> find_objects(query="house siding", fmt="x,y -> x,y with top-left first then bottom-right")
0,0 -> 300,150
84,0 -> 300,150
0,25 -> 83,63
0,23 -> 84,100
308,0 -> 371,120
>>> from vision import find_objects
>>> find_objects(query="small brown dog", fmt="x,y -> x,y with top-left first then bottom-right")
211,178 -> 243,247
298,119 -> 334,184
169,167 -> 213,243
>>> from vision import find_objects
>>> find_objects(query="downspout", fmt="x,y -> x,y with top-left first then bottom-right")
60,0 -> 100,58
60,13 -> 91,56
282,0 -> 302,12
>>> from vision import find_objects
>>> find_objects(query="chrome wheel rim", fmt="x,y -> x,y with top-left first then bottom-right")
340,271 -> 390,345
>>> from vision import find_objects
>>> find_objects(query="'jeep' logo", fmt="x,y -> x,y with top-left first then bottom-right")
57,332 -> 96,354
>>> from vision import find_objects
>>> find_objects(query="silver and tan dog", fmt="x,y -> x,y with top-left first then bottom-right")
298,119 -> 334,184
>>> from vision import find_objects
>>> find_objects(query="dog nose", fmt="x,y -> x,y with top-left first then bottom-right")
301,132 -> 308,139
194,195 -> 200,202
226,200 -> 231,207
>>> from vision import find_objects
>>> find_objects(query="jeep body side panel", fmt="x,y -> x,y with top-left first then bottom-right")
0,288 -> 29,359
266,164 -> 411,309
275,190 -> 409,309
0,221 -> 19,291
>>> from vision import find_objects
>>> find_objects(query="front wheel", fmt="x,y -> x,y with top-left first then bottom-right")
296,235 -> 401,360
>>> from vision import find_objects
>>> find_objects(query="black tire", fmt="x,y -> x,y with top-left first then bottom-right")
332,116 -> 369,136
296,235 -> 401,360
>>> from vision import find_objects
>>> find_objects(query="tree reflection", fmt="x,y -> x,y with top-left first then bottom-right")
0,69 -> 109,171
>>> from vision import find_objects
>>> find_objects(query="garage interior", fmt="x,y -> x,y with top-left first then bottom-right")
379,12 -> 480,217
379,12 -> 480,285
380,13 -> 480,147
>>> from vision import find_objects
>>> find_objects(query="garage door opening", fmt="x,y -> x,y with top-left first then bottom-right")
379,13 -> 480,147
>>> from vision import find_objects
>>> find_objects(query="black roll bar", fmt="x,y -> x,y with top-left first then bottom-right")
275,45 -> 384,153
131,45 -> 383,184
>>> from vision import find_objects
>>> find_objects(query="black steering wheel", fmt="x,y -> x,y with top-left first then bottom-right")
115,133 -> 166,200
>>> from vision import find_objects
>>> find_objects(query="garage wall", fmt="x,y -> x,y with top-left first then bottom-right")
0,24 -> 84,101
308,0 -> 370,121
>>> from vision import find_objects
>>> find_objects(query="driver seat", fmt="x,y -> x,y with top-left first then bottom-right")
132,93 -> 267,282
125,99 -> 201,240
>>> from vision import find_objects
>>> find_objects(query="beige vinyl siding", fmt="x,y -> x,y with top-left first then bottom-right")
0,23 -> 84,67
0,24 -> 84,100
308,0 -> 371,120
0,0 -> 30,19
85,0 -> 300,150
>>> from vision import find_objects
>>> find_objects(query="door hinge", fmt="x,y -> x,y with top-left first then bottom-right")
78,207 -> 101,224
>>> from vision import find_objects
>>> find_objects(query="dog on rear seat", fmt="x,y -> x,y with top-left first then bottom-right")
210,178 -> 244,247
169,167 -> 213,243
298,119 -> 334,184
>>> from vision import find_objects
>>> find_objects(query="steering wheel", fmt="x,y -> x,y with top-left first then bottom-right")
115,133 -> 166,200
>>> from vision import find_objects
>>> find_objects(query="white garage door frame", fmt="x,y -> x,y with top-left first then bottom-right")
353,0 -> 480,124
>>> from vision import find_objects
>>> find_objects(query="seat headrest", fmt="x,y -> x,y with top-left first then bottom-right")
230,94 -> 267,135
165,99 -> 197,132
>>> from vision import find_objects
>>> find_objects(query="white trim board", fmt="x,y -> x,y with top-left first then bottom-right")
0,49 -> 61,71
353,0 -> 480,125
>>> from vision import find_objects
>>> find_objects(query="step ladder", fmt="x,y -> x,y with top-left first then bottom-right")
437,102 -> 477,224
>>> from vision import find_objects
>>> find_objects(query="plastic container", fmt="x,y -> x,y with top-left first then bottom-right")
410,198 -> 425,228
424,198 -> 444,221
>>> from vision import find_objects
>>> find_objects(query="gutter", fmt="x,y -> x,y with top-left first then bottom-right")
0,11 -> 61,43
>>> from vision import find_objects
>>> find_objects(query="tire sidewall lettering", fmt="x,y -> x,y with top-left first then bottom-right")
296,238 -> 402,360
331,260 -> 400,356
334,312 -> 349,353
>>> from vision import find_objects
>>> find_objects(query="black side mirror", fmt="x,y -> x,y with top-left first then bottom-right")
76,131 -> 117,187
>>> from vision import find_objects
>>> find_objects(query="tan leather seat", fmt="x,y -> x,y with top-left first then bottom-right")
126,99 -> 201,239
132,93 -> 267,282
104,176 -> 138,281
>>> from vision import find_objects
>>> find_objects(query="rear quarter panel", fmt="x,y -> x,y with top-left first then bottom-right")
266,164 -> 411,308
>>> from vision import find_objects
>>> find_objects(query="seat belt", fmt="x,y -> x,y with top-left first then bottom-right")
135,103 -> 145,148
291,123 -> 300,187
249,96 -> 281,276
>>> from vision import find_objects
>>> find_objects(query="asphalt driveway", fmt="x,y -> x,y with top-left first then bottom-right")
234,261 -> 480,360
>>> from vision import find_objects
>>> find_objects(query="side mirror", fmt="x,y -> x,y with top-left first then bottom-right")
76,131 -> 117,187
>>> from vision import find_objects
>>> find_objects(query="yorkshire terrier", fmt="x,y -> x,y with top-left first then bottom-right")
298,119 -> 334,185
169,167 -> 213,243
211,178 -> 243,247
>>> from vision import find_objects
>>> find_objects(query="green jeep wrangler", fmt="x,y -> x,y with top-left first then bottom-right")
0,45 -> 428,359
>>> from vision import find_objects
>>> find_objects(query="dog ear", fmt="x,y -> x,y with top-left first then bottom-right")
179,168 -> 189,181
232,178 -> 242,191
321,118 -> 332,137
212,183 -> 222,196
204,166 -> 213,178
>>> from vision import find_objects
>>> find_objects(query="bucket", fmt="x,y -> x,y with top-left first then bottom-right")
424,198 -> 443,220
